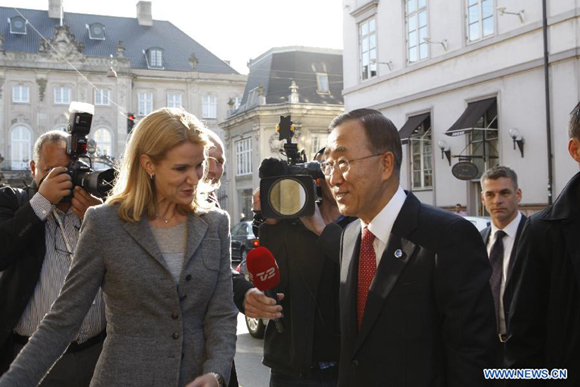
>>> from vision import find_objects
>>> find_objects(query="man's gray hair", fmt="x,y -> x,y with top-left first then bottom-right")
33,130 -> 69,163
569,101 -> 580,140
480,165 -> 518,190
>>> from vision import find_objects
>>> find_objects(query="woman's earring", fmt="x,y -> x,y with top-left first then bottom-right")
150,174 -> 154,180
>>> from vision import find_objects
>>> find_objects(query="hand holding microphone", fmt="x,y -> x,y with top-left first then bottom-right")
246,247 -> 285,333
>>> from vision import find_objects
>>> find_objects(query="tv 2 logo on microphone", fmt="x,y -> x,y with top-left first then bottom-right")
249,267 -> 276,283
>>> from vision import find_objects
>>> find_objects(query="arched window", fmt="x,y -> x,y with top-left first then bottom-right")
93,128 -> 113,156
10,126 -> 32,170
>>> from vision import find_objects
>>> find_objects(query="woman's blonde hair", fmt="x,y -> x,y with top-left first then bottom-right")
107,108 -> 211,222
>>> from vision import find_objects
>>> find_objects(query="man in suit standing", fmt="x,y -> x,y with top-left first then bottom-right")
479,166 -> 526,344
0,131 -> 105,385
319,108 -> 497,386
505,102 -> 580,384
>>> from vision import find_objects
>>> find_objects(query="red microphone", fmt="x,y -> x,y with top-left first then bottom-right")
246,246 -> 284,333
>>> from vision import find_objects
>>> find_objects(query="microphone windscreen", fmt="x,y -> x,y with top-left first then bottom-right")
246,246 -> 280,291
259,158 -> 288,179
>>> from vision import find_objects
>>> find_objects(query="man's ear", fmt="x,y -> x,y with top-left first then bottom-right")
30,160 -> 36,179
139,154 -> 155,176
569,138 -> 580,164
381,151 -> 395,181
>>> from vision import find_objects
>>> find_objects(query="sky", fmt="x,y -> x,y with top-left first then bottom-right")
3,0 -> 345,74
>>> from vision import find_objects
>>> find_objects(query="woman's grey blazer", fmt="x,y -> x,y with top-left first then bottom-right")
0,204 -> 238,387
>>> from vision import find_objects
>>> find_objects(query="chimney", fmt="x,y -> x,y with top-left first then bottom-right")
48,0 -> 63,19
136,1 -> 153,27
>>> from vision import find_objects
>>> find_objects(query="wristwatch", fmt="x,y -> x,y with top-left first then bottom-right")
208,372 -> 224,387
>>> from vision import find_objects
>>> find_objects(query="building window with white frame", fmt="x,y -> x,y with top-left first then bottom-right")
409,121 -> 432,190
235,138 -> 252,176
95,89 -> 110,106
138,92 -> 153,116
467,0 -> 495,42
54,86 -> 71,104
9,16 -> 27,34
316,73 -> 330,94
147,48 -> 163,68
12,85 -> 30,103
10,125 -> 32,170
359,18 -> 377,81
233,96 -> 242,110
93,128 -> 113,156
167,93 -> 183,108
406,0 -> 429,63
203,95 -> 217,119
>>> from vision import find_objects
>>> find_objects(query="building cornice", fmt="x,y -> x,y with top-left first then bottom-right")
219,103 -> 344,129
349,0 -> 379,18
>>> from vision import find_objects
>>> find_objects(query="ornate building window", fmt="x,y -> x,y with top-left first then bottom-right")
235,138 -> 252,176
167,93 -> 182,108
146,48 -> 164,69
87,23 -> 105,40
9,16 -> 27,34
54,86 -> 71,104
12,85 -> 30,103
138,92 -> 153,116
95,89 -> 110,106
10,126 -> 32,170
203,95 -> 217,119
93,128 -> 113,156
316,73 -> 330,94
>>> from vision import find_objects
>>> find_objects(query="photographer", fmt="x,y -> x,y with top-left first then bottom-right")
247,151 -> 354,387
0,130 -> 105,386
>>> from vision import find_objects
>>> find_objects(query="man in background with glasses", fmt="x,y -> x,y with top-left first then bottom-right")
307,108 -> 497,386
0,131 -> 105,386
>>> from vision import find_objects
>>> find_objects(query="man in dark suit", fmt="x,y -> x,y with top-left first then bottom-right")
0,131 -> 104,385
479,166 -> 527,344
505,101 -> 580,384
319,108 -> 497,386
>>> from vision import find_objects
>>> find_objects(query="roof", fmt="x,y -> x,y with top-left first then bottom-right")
0,6 -> 238,74
234,46 -> 343,114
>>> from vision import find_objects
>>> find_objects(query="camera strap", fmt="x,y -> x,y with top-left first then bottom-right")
52,208 -> 74,260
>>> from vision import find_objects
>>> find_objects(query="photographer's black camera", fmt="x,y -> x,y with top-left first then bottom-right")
63,102 -> 115,202
259,116 -> 324,219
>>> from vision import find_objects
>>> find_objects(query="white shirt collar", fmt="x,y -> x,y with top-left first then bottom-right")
491,211 -> 522,240
360,186 -> 407,245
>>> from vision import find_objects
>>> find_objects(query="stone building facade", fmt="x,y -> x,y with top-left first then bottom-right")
0,1 -> 246,187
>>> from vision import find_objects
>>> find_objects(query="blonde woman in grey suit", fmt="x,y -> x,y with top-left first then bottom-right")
0,108 -> 237,387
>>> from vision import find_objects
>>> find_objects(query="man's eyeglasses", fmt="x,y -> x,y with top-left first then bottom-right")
319,154 -> 383,176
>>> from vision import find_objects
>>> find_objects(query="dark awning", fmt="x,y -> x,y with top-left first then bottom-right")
445,98 -> 496,137
399,113 -> 430,143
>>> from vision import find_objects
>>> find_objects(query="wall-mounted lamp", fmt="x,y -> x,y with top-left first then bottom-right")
107,54 -> 117,78
508,128 -> 525,158
497,7 -> 525,23
423,36 -> 448,51
437,140 -> 452,166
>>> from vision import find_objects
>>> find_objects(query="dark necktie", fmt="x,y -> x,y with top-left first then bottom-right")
489,230 -> 507,327
357,227 -> 376,330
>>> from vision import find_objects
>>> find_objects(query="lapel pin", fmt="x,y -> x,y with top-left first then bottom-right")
394,249 -> 403,259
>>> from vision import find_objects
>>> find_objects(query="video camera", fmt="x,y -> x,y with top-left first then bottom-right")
63,102 -> 115,202
259,115 -> 324,219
